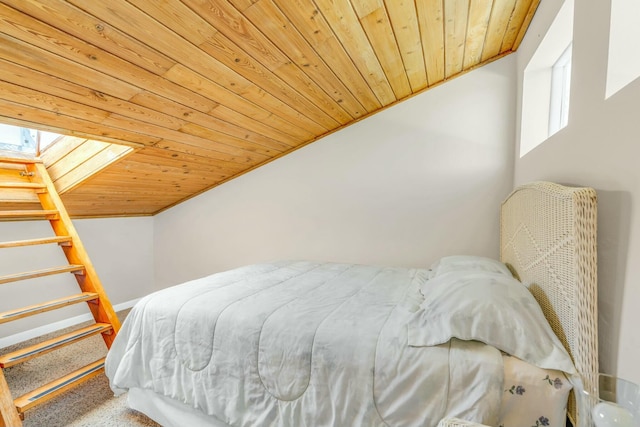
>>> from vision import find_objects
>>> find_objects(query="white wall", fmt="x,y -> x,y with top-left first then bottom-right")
515,0 -> 640,383
0,58 -> 516,348
154,56 -> 517,289
0,216 -> 154,344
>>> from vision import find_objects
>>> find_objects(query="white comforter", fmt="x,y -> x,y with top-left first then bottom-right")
106,261 -> 505,427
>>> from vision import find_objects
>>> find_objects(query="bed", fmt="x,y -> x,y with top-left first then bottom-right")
105,181 -> 598,427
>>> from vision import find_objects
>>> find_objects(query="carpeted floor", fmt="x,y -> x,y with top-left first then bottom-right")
2,310 -> 160,427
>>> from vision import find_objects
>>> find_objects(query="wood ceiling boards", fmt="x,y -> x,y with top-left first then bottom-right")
0,0 -> 539,217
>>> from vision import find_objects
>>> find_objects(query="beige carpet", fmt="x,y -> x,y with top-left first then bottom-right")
2,310 -> 160,427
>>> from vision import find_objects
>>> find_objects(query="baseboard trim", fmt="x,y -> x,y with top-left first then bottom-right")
0,298 -> 141,349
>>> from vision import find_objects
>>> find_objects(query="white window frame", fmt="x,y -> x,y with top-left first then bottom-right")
519,0 -> 574,157
606,0 -> 640,98
548,44 -> 572,136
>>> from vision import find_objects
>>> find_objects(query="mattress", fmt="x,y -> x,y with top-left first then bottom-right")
105,260 -> 571,427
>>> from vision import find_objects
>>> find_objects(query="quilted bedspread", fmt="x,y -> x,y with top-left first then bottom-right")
105,261 -> 505,427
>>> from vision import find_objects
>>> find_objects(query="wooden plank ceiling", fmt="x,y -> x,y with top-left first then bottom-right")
0,0 -> 539,217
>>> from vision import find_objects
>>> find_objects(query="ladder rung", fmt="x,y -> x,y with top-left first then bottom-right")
0,182 -> 46,190
0,236 -> 72,249
0,324 -> 111,368
14,358 -> 105,414
0,152 -> 41,164
0,292 -> 99,324
0,210 -> 58,220
0,264 -> 85,285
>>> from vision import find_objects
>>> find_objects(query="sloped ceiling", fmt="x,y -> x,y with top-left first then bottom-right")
0,0 -> 539,217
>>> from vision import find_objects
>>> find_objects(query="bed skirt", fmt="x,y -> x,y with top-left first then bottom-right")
128,388 -> 231,427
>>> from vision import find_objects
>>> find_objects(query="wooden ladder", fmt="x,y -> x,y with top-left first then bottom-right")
0,152 -> 120,427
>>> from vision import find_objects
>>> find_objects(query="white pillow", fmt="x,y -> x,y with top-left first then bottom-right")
407,271 -> 576,374
430,255 -> 513,278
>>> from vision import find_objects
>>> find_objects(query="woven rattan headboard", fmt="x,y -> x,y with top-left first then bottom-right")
500,181 -> 598,427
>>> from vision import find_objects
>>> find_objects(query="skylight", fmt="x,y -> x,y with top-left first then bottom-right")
0,123 -> 133,194
0,123 -> 61,155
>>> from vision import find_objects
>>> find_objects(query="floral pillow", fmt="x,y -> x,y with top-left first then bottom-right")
498,354 -> 573,427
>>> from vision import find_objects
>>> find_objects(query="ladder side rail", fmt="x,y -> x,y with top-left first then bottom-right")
28,163 -> 121,347
0,371 -> 21,427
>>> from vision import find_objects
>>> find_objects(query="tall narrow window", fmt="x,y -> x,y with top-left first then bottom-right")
520,0 -> 574,157
549,44 -> 572,136
606,0 -> 640,98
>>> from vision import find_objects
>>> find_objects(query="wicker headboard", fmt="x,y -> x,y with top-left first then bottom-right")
500,181 -> 598,427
